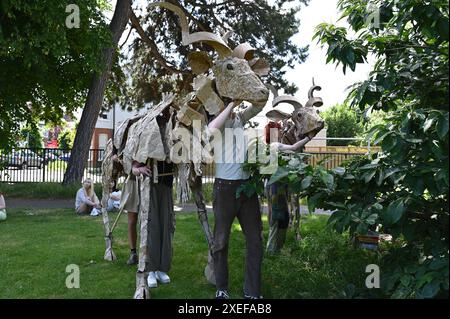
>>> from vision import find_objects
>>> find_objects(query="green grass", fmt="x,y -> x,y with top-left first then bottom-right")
0,209 -> 379,299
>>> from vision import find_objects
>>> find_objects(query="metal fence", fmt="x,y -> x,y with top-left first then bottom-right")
0,148 -> 105,183
307,152 -> 364,170
0,147 -> 367,184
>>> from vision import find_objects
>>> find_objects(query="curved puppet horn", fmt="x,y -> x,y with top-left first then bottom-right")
266,84 -> 303,109
266,84 -> 279,98
273,95 -> 303,109
265,84 -> 302,121
233,43 -> 270,76
306,78 -> 323,108
149,2 -> 233,58
233,43 -> 255,60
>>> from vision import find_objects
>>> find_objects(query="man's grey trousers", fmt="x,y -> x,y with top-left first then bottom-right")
212,178 -> 263,297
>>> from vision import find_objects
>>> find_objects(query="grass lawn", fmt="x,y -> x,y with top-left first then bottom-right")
0,208 -> 379,299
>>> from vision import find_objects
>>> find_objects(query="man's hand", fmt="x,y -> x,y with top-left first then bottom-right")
208,100 -> 241,131
308,130 -> 318,140
132,165 -> 151,177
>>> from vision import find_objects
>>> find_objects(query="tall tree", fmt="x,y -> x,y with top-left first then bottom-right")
63,0 -> 132,185
0,0 -> 111,150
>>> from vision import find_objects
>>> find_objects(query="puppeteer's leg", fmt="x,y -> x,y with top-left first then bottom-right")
133,176 -> 151,299
148,183 -> 174,273
237,191 -> 263,298
267,183 -> 289,252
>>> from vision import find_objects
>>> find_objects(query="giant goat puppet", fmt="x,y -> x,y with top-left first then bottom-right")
99,1 -> 270,299
265,80 -> 325,241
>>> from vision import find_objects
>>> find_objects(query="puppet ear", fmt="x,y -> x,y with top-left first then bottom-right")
249,58 -> 270,77
193,75 -> 224,115
266,109 -> 292,122
188,51 -> 213,75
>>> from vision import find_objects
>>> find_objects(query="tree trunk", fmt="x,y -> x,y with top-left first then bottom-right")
63,0 -> 131,185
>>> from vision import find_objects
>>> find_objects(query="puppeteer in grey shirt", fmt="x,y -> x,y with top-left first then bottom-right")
213,104 -> 262,181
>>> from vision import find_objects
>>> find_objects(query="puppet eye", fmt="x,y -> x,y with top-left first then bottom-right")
226,63 -> 234,71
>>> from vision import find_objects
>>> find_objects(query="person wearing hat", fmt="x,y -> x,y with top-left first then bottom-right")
0,192 -> 7,222
75,178 -> 101,216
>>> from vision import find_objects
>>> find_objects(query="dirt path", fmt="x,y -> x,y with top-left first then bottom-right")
7,198 -> 332,215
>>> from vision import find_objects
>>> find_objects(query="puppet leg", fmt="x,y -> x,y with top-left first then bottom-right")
190,175 -> 215,285
101,140 -> 116,261
133,176 -> 151,299
292,194 -> 302,241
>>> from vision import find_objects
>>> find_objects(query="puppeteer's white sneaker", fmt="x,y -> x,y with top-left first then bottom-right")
147,271 -> 158,288
155,271 -> 170,284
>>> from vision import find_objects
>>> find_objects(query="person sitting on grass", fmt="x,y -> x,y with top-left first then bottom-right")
107,180 -> 121,212
0,192 -> 7,222
75,178 -> 101,216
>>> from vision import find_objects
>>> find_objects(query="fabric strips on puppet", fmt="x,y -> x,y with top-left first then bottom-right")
133,176 -> 150,299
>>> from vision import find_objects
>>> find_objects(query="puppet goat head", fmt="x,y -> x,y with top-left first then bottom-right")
266,81 -> 325,144
213,57 -> 269,104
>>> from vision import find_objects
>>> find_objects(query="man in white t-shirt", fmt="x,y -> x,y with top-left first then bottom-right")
208,100 -> 265,300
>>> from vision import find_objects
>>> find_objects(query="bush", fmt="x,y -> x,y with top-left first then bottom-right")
322,103 -> 364,146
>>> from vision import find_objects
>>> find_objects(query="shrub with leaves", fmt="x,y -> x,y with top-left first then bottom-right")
245,0 -> 448,298
314,0 -> 448,298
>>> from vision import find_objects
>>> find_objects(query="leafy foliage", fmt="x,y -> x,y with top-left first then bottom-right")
0,0 -> 112,150
312,0 -> 449,298
124,0 -> 309,109
20,125 -> 43,149
246,0 -> 448,298
58,127 -> 76,150
322,103 -> 364,145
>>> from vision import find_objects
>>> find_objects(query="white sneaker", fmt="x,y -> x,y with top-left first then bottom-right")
90,208 -> 100,217
147,271 -> 157,288
155,271 -> 170,284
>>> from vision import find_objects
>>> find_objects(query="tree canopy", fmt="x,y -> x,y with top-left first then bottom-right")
0,0 -> 111,150
123,0 -> 309,109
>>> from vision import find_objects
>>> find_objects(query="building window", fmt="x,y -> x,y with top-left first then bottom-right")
99,133 -> 109,150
